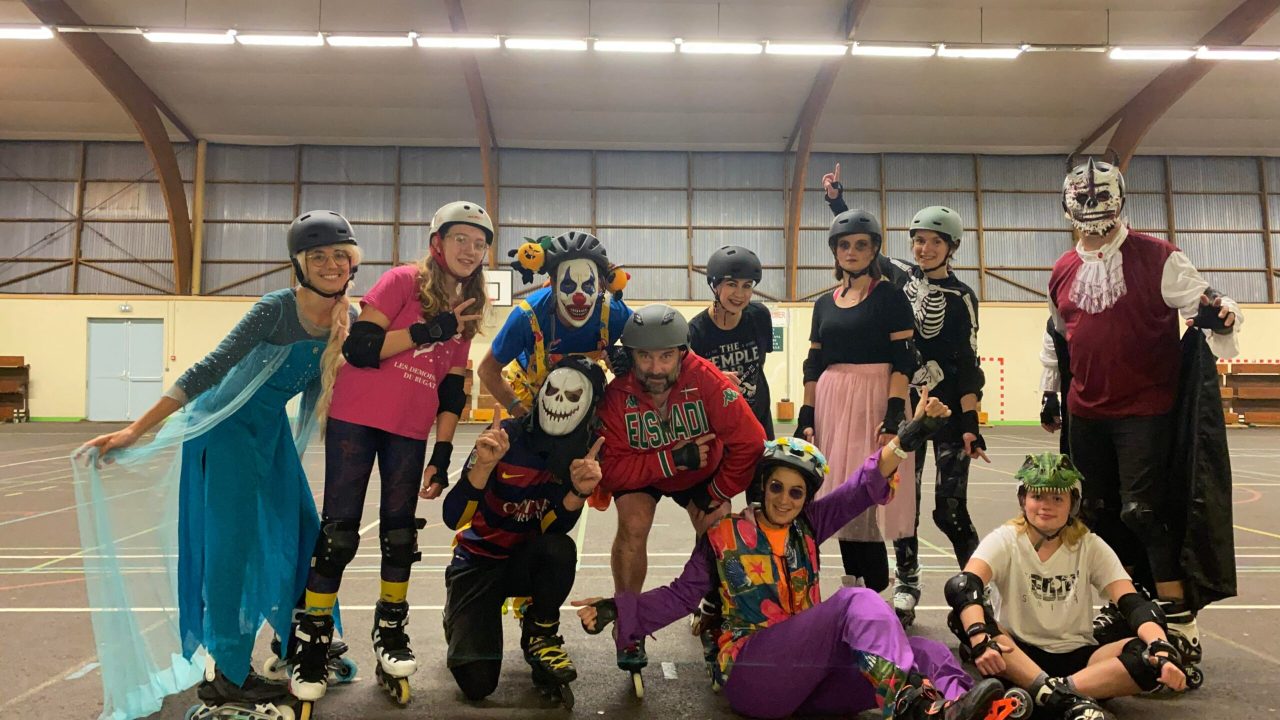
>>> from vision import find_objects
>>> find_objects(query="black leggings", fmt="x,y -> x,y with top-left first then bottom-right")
893,433 -> 980,580
837,540 -> 890,592
307,417 -> 426,594
444,534 -> 578,701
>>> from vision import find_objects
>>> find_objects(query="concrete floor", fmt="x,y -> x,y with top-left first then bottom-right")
2,423 -> 1279,719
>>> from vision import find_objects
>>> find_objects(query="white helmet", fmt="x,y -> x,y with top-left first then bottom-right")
430,201 -> 494,244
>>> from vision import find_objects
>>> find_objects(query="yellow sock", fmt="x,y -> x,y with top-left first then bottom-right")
380,580 -> 409,604
304,590 -> 337,616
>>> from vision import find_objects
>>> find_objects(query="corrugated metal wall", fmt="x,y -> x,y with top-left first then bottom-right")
3,142 -> 1278,302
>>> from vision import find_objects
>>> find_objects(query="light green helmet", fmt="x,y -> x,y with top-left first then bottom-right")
1015,452 -> 1084,516
909,206 -> 964,249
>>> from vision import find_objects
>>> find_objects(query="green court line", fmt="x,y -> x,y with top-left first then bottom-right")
30,417 -> 84,423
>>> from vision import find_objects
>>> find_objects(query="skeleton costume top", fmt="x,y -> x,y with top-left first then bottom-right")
902,269 -> 984,402
1040,159 -> 1243,419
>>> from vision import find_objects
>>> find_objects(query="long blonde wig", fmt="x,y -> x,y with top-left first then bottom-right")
293,245 -> 362,427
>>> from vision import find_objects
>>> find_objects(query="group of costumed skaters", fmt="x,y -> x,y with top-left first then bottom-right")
72,156 -> 1239,720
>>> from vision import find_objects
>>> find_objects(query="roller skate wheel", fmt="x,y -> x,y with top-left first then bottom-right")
262,656 -> 287,681
332,657 -> 357,683
390,677 -> 411,705
560,684 -> 575,710
1184,665 -> 1203,689
1003,687 -> 1033,720
184,706 -> 201,720
632,671 -> 644,698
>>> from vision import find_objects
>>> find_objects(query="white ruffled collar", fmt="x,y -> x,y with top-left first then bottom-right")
1069,225 -> 1129,314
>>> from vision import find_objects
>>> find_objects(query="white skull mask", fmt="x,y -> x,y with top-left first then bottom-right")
537,367 -> 593,436
1062,159 -> 1126,236
556,258 -> 599,328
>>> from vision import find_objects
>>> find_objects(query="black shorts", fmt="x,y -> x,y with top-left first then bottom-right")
1012,636 -> 1100,677
612,479 -> 710,509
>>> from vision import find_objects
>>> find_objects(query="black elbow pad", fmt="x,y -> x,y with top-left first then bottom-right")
438,373 -> 467,416
890,338 -> 923,378
802,347 -> 825,383
343,321 -> 386,368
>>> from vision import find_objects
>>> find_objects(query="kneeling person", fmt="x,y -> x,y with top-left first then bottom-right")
442,357 -> 606,701
947,453 -> 1189,720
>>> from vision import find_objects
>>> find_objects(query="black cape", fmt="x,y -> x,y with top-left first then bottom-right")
1169,329 -> 1237,611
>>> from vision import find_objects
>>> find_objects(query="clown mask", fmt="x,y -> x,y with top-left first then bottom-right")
555,258 -> 599,328
537,366 -> 593,436
1062,158 -> 1126,236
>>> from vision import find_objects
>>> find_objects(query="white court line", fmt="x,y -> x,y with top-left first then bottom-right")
0,486 -> 151,528
0,455 -> 70,469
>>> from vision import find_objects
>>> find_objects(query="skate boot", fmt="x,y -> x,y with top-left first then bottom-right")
617,637 -> 647,698
288,613 -> 334,702
1157,599 -> 1203,688
691,598 -> 723,688
187,660 -> 295,720
372,600 -> 416,705
523,617 -> 577,709
893,676 -> 1003,720
893,571 -> 923,628
264,616 -> 357,686
1034,679 -> 1110,720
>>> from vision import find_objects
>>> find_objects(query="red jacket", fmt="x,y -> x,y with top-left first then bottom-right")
599,351 -> 765,502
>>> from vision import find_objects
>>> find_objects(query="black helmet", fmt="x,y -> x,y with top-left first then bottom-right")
288,210 -> 357,256
706,245 -> 763,289
287,210 -> 359,299
828,209 -> 882,250
621,304 -> 689,351
747,437 -> 829,504
545,231 -> 611,277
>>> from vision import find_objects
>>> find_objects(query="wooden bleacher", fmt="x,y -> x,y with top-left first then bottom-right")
1219,361 -> 1280,426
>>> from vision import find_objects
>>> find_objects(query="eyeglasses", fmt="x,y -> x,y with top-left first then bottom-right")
766,480 -> 806,501
306,250 -> 353,267
446,233 -> 491,253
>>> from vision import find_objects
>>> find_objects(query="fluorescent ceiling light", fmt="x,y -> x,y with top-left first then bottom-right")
850,43 -> 935,57
417,35 -> 501,49
0,25 -> 54,40
594,39 -> 676,53
1196,46 -> 1280,60
235,32 -> 324,47
1109,47 -> 1195,60
504,37 -> 588,51
326,33 -> 414,47
144,29 -> 236,44
938,44 -> 1024,59
765,42 -> 847,56
679,41 -> 763,55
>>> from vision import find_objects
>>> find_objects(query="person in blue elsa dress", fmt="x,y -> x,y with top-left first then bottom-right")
74,210 -> 361,720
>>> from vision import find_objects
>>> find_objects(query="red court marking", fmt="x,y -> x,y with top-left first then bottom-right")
1234,487 -> 1263,505
0,577 -> 85,592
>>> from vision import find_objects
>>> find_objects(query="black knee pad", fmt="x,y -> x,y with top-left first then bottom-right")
1117,637 -> 1163,691
311,519 -> 361,578
1119,500 -> 1167,539
380,517 -> 427,570
932,497 -> 975,540
532,533 -> 578,567
451,662 -> 500,701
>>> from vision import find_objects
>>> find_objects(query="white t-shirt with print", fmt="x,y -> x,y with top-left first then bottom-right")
972,524 -> 1129,654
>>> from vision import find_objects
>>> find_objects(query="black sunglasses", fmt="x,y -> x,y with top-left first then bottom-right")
766,480 -> 806,501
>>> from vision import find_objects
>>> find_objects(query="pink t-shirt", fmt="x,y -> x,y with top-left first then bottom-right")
329,265 -> 471,440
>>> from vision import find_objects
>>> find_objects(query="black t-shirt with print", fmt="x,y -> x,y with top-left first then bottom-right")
689,301 -> 774,439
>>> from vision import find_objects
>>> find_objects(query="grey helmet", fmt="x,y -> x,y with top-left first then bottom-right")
544,230 -> 611,277
828,209 -> 882,250
706,245 -> 763,289
621,304 -> 689,350
908,206 -> 964,249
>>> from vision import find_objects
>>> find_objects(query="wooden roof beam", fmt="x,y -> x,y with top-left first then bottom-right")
783,0 -> 869,300
1074,0 -> 1280,169
23,0 -> 195,293
444,0 -> 501,266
